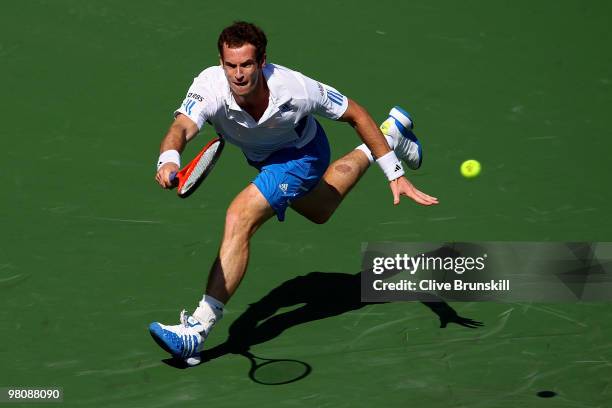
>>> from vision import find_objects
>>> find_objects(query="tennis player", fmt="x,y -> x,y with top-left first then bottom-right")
149,21 -> 438,365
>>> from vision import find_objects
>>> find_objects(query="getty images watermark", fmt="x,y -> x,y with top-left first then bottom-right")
361,242 -> 612,302
371,252 -> 509,292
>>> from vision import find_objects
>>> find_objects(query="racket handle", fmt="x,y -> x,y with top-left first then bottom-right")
169,171 -> 179,188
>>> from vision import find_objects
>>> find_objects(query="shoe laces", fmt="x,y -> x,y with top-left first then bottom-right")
179,309 -> 190,327
179,309 -> 203,332
163,309 -> 194,337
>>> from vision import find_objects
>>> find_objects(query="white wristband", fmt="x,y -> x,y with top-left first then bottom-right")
157,150 -> 180,170
376,151 -> 405,181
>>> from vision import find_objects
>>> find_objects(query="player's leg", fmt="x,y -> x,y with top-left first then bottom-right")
149,183 -> 274,365
204,183 -> 275,304
290,149 -> 370,224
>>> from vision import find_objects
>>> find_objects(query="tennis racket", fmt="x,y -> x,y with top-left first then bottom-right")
170,137 -> 224,198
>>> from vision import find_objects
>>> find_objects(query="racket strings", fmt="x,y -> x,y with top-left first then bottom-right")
181,143 -> 220,194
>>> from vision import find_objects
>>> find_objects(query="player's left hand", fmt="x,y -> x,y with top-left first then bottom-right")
390,176 -> 439,206
439,312 -> 484,329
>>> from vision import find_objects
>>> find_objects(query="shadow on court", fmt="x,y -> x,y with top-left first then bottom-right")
163,269 -> 483,384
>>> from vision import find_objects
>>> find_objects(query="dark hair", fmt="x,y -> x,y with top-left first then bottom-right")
218,21 -> 267,63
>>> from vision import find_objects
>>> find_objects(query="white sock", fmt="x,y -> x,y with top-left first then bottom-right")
355,135 -> 396,163
192,295 -> 224,338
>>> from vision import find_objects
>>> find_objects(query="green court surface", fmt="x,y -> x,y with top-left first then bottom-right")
2,1 -> 612,406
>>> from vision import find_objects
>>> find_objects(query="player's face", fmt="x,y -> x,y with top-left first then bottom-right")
221,43 -> 265,98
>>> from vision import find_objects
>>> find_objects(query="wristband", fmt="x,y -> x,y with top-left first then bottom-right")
157,149 -> 180,170
376,151 -> 405,181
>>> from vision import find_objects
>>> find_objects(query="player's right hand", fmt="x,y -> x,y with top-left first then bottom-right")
155,163 -> 179,189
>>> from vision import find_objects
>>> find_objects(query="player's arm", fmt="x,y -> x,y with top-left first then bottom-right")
155,114 -> 199,188
338,98 -> 392,159
339,99 -> 438,206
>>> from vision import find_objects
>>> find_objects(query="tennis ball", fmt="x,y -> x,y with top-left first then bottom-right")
460,159 -> 481,178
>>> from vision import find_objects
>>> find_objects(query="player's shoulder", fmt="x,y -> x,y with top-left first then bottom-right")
266,63 -> 307,82
265,63 -> 315,98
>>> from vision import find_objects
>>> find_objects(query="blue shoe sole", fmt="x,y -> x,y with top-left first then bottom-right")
149,323 -> 181,358
392,105 -> 412,122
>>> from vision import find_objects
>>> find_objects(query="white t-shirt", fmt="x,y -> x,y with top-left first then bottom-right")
174,63 -> 349,162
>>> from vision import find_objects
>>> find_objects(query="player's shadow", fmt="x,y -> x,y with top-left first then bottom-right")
200,270 -> 482,361
163,258 -> 484,377
163,245 -> 485,379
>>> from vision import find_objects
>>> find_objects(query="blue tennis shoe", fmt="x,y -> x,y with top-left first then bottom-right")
149,310 -> 205,366
380,106 -> 422,170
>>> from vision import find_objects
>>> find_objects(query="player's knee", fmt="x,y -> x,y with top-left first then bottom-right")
224,207 -> 254,238
311,215 -> 329,225
307,209 -> 333,225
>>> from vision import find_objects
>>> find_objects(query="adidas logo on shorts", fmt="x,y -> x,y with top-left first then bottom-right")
279,183 -> 288,193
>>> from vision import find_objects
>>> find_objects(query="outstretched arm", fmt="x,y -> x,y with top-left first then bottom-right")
155,114 -> 199,188
338,99 -> 438,206
337,98 -> 393,160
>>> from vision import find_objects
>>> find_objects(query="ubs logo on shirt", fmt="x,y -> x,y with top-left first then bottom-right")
187,92 -> 204,102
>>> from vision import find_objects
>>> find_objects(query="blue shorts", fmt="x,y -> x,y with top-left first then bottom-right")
248,121 -> 331,221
